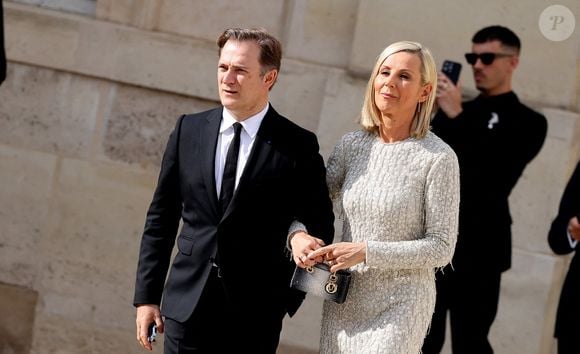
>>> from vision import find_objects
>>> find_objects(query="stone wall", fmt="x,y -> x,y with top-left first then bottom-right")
0,0 -> 578,353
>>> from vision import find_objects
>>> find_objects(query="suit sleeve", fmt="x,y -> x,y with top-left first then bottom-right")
549,162 -> 580,255
133,116 -> 185,306
293,131 -> 335,246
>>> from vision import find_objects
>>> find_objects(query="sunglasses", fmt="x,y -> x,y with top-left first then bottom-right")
464,52 -> 513,65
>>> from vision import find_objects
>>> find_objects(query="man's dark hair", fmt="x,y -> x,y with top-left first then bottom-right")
472,25 -> 521,53
217,27 -> 282,76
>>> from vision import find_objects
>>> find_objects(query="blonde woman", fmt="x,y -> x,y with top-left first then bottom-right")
293,41 -> 460,353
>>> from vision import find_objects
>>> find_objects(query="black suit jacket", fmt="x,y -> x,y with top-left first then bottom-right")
548,161 -> 580,338
432,92 -> 547,273
133,105 -> 334,322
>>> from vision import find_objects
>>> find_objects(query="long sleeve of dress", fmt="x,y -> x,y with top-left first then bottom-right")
329,130 -> 460,271
366,151 -> 459,269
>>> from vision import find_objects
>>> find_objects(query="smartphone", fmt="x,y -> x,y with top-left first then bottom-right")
147,323 -> 157,343
441,60 -> 462,85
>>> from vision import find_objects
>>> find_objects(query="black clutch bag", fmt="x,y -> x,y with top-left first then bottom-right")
290,263 -> 351,304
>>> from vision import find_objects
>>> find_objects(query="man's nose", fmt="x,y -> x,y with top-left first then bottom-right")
221,69 -> 235,84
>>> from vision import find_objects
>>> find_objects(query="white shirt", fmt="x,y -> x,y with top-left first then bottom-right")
215,103 -> 268,197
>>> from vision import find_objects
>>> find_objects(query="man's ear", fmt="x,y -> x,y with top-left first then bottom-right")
264,70 -> 278,89
509,55 -> 519,72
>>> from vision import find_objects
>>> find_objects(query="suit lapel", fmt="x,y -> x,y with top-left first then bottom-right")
220,107 -> 278,222
201,108 -> 222,216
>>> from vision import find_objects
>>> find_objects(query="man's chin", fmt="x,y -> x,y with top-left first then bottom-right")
220,98 -> 237,109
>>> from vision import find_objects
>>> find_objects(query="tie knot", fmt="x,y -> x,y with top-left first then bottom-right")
233,122 -> 242,136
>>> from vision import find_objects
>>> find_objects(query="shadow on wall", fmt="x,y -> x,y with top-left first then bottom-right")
0,282 -> 38,354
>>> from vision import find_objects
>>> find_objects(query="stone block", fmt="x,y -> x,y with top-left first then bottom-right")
11,0 -> 96,16
270,59 -> 329,133
316,70 -> 366,159
35,158 -> 157,327
155,0 -> 286,42
5,3 -> 220,101
0,63 -> 102,158
96,0 -> 157,28
0,145 -> 56,287
103,84 -> 217,167
490,250 -> 565,353
0,282 -> 38,354
285,0 -> 358,67
349,0 -> 580,109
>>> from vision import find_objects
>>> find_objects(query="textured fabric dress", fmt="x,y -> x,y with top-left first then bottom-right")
319,130 -> 460,354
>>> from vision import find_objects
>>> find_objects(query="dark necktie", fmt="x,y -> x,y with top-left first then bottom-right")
219,122 -> 242,215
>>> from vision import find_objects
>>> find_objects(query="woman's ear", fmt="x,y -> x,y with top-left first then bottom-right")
418,83 -> 432,103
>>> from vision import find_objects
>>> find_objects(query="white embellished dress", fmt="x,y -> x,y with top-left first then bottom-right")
319,130 -> 460,354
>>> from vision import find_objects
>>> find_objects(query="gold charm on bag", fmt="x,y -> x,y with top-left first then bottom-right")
325,273 -> 338,294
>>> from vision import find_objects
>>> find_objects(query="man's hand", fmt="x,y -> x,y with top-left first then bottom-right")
290,231 -> 325,268
436,72 -> 463,119
136,304 -> 164,351
568,216 -> 580,241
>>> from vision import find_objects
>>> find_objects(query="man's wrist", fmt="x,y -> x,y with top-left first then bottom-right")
445,107 -> 463,119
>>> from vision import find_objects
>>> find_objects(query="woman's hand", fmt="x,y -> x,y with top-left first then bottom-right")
307,242 -> 366,272
290,231 -> 326,268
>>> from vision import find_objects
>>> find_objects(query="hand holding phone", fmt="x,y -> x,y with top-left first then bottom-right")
441,60 -> 462,85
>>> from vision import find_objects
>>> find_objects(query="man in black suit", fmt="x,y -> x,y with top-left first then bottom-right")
548,161 -> 580,354
422,26 -> 547,354
133,28 -> 334,353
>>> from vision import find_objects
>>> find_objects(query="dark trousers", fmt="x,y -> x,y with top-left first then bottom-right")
163,267 -> 286,354
422,268 -> 501,354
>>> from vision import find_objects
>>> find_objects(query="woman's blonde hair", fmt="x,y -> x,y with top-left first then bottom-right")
360,41 -> 437,139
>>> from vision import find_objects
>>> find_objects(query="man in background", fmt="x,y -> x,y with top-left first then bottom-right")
422,25 -> 548,353
548,161 -> 580,354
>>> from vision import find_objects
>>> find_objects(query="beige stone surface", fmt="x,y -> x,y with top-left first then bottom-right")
35,158 -> 157,330
316,69 -> 365,158
349,0 -> 580,109
491,250 -> 566,354
155,0 -> 286,42
102,84 -> 217,167
0,145 -> 56,288
270,59 -> 330,133
285,0 -> 358,67
0,63 -> 101,158
96,0 -> 158,29
5,3 -> 220,101
280,296 -> 324,351
30,312 -> 148,354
